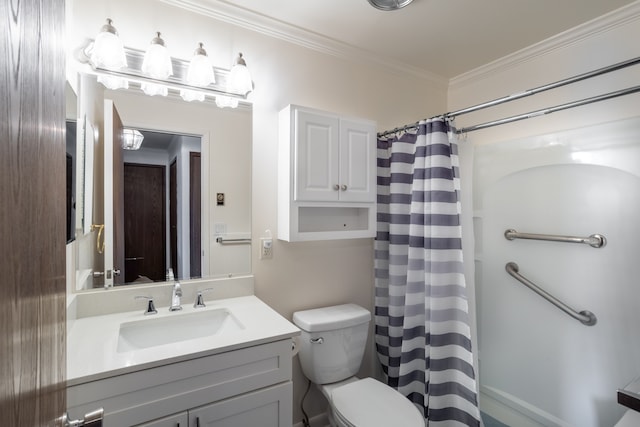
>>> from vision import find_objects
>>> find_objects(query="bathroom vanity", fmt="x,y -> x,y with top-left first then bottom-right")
66,290 -> 300,427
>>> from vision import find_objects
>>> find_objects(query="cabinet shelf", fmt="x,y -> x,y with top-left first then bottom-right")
278,105 -> 377,242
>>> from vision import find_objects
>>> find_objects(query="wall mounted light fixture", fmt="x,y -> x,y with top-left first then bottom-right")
122,128 -> 144,150
90,19 -> 127,70
367,0 -> 414,11
140,32 -> 173,97
79,18 -> 253,108
186,43 -> 215,87
228,53 -> 253,96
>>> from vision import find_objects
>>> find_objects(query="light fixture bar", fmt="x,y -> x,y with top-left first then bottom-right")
78,39 -> 249,100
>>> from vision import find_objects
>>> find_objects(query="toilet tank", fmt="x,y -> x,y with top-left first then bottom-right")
293,304 -> 371,384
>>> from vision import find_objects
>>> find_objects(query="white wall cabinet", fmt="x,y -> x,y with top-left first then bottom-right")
279,105 -> 377,241
67,340 -> 293,427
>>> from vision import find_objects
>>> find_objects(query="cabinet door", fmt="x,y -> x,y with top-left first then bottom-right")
134,412 -> 188,427
295,110 -> 340,202
339,119 -> 376,202
190,382 -> 292,427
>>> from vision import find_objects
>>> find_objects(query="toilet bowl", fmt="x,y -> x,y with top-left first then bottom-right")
321,377 -> 424,427
292,304 -> 424,427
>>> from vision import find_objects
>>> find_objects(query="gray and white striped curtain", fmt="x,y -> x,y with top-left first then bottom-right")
374,118 -> 481,426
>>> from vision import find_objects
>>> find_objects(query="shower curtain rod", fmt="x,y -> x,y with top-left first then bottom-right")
377,56 -> 640,138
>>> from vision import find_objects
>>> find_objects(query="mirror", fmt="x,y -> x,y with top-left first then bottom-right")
68,73 -> 252,290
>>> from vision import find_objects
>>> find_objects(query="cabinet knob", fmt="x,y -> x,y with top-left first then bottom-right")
333,184 -> 340,191
341,184 -> 348,191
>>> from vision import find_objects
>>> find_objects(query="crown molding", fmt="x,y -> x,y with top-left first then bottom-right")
159,0 -> 448,86
449,1 -> 640,89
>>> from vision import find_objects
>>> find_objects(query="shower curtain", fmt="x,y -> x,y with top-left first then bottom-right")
374,118 -> 481,426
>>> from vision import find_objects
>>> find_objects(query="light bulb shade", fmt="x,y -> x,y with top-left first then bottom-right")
228,53 -> 253,96
122,129 -> 144,150
90,19 -> 127,70
186,44 -> 215,87
180,89 -> 205,102
141,41 -> 173,79
97,75 -> 129,90
141,82 -> 168,97
215,95 -> 238,109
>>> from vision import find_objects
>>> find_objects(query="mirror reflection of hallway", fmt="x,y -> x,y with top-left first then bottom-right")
122,130 -> 201,284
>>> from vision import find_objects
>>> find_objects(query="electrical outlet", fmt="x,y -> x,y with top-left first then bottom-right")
260,238 -> 273,260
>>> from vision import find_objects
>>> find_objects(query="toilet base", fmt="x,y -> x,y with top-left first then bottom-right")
318,377 -> 360,427
316,377 -> 425,427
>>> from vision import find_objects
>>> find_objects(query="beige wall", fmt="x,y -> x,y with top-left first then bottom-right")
70,0 -> 445,423
448,4 -> 640,146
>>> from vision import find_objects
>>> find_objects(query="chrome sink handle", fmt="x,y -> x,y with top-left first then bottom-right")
169,282 -> 183,311
194,288 -> 214,308
134,296 -> 157,315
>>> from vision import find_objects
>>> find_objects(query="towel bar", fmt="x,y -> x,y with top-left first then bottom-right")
504,229 -> 606,248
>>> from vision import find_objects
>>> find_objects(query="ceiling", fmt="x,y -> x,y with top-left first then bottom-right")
173,0 -> 636,79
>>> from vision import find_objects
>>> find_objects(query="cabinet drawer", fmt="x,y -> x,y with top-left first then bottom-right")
190,382 -> 292,427
67,340 -> 292,427
134,411 -> 188,427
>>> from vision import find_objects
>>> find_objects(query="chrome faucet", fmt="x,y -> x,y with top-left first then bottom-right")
169,282 -> 182,311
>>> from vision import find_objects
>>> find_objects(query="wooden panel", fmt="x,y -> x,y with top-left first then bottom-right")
104,100 -> 125,286
189,152 -> 202,278
169,160 -> 178,278
0,0 -> 67,425
124,163 -> 166,282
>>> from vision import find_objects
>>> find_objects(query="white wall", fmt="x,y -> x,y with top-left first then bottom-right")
449,4 -> 640,426
70,1 -> 445,423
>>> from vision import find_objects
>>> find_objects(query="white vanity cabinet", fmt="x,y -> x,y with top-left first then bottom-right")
67,339 -> 293,427
278,105 -> 377,241
135,412 -> 188,427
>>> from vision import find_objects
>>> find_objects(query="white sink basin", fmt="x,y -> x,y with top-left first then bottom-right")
117,308 -> 244,353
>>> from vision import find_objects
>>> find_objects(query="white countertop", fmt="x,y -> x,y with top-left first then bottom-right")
67,295 -> 300,386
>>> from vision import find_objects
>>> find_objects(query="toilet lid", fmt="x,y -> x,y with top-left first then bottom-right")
331,378 -> 424,427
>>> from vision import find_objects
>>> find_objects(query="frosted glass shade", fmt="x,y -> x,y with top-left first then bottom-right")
186,44 -> 215,87
90,20 -> 127,70
180,89 -> 205,102
97,75 -> 129,90
141,82 -> 168,97
141,42 -> 173,80
228,53 -> 253,96
215,95 -> 238,109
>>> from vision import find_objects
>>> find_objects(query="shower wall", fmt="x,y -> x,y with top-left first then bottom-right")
473,118 -> 640,427
446,5 -> 640,426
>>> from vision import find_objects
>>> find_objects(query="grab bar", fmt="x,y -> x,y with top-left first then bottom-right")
505,262 -> 597,326
504,229 -> 606,248
215,236 -> 251,245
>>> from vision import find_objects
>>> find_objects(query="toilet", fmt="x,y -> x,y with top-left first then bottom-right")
293,304 -> 425,427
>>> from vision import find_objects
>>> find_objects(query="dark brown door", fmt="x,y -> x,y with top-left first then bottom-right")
169,159 -> 178,278
124,163 -> 166,283
190,152 -> 202,278
1,0 -> 67,425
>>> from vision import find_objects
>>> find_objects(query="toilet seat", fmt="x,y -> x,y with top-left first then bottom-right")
330,378 -> 424,427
